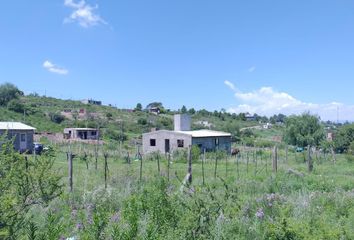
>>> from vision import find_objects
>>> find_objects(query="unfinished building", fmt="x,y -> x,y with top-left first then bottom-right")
142,114 -> 231,154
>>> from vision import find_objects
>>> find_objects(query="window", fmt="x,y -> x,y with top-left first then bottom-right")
91,131 -> 97,136
150,139 -> 156,146
20,133 -> 26,142
177,139 -> 184,148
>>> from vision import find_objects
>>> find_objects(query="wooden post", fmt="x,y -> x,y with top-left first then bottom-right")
202,149 -> 205,185
25,156 -> 29,185
67,152 -> 73,192
127,152 -> 131,165
236,151 -> 240,178
214,151 -> 218,179
167,153 -> 171,181
188,146 -> 192,184
139,154 -> 143,182
83,152 -> 88,170
157,153 -> 160,175
266,150 -> 270,173
104,153 -> 108,189
331,147 -> 336,164
254,149 -> 257,177
225,152 -> 228,178
308,145 -> 313,172
285,146 -> 288,164
272,146 -> 278,173
94,148 -> 98,171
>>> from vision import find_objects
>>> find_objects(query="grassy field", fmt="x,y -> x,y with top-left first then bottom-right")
20,143 -> 354,239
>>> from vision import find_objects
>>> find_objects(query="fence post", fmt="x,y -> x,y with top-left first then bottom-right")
202,149 -> 205,185
331,147 -> 336,164
157,153 -> 160,175
67,152 -> 73,192
285,146 -> 288,164
307,145 -> 313,172
272,146 -> 278,173
236,151 -> 240,179
214,151 -> 218,179
167,153 -> 171,181
139,150 -> 143,182
188,146 -> 192,184
104,153 -> 109,189
254,149 -> 258,177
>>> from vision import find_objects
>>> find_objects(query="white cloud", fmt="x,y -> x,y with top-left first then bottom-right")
224,81 -> 354,121
248,66 -> 256,73
224,80 -> 236,91
64,0 -> 106,28
43,60 -> 68,75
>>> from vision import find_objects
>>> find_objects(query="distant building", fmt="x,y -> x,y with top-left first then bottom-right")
0,122 -> 36,153
64,128 -> 99,140
327,132 -> 335,141
245,113 -> 256,121
142,114 -> 232,154
195,120 -> 213,129
81,99 -> 102,106
148,107 -> 161,115
263,123 -> 272,129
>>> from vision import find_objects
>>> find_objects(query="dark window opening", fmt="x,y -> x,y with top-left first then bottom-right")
150,139 -> 156,146
177,139 -> 184,148
91,131 -> 97,136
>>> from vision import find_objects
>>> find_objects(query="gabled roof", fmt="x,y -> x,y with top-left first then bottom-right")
0,122 -> 36,130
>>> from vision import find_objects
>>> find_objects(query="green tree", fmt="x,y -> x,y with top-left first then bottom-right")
0,83 -> 23,106
334,123 -> 354,153
283,113 -> 325,147
188,108 -> 196,115
181,105 -> 187,114
135,103 -> 143,111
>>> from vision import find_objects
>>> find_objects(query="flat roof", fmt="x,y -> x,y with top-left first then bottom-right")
64,128 -> 98,131
0,122 -> 36,130
177,129 -> 231,138
144,129 -> 231,138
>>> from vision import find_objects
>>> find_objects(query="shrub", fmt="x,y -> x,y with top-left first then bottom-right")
7,99 -> 25,113
49,112 -> 65,124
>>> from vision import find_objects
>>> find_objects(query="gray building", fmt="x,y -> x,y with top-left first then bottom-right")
142,114 -> 232,154
64,128 -> 99,140
0,122 -> 36,153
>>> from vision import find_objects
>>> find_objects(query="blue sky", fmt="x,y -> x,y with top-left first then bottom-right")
1,0 -> 354,120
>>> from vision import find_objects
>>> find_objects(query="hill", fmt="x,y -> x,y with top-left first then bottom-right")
0,92 -> 265,148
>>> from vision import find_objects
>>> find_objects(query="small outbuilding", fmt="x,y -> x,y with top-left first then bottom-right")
0,122 -> 36,153
64,128 -> 99,140
142,114 -> 232,154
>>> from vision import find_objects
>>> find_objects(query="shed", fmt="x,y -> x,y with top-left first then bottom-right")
64,128 -> 99,140
0,122 -> 36,153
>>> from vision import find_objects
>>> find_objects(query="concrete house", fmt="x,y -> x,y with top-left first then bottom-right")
64,128 -> 99,140
0,122 -> 36,153
142,114 -> 232,154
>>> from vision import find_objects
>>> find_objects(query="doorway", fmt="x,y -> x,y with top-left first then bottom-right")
20,133 -> 27,152
165,139 -> 170,153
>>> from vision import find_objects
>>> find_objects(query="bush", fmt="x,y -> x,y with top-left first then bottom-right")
7,99 -> 25,113
49,112 -> 65,124
137,118 -> 147,125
